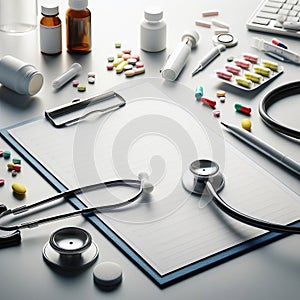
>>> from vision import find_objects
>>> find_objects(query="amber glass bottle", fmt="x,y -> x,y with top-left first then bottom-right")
66,0 -> 91,54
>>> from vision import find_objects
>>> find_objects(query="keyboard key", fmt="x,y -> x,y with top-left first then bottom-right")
278,8 -> 291,14
283,3 -> 294,9
257,11 -> 279,19
262,5 -> 280,13
286,0 -> 298,4
287,15 -> 299,20
252,17 -> 271,25
266,1 -> 283,8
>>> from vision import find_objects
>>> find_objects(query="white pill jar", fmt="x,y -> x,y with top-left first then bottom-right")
0,55 -> 44,95
140,8 -> 167,52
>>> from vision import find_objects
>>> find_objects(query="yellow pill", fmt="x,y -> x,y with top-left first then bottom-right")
115,61 -> 128,73
235,76 -> 252,88
12,183 -> 26,195
113,58 -> 124,67
7,162 -> 14,170
241,118 -> 252,131
216,90 -> 226,97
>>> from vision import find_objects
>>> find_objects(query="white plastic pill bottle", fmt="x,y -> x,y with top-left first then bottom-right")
140,7 -> 166,52
0,55 -> 44,95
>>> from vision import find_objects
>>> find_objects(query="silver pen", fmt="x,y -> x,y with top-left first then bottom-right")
221,122 -> 300,176
192,44 -> 226,76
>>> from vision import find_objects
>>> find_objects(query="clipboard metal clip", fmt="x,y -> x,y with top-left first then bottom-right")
45,91 -> 126,128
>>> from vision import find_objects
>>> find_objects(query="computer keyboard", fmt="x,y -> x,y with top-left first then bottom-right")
247,0 -> 300,38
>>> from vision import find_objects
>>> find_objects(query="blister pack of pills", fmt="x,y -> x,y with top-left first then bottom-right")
215,53 -> 284,91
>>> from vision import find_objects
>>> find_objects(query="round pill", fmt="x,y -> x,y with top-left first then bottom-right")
0,150 -> 4,157
77,86 -> 86,92
131,54 -> 140,61
88,72 -> 96,78
0,179 -> 4,186
123,64 -> 133,71
127,58 -> 137,65
213,109 -> 220,117
219,96 -> 226,103
115,43 -> 121,48
135,61 -> 144,68
3,150 -> 11,159
72,80 -> 80,87
106,63 -> 114,70
216,90 -> 226,97
88,77 -> 95,84
122,49 -> 131,54
13,164 -> 21,172
12,158 -> 21,164
227,56 -> 234,62
7,162 -> 14,170
122,54 -> 131,60
107,56 -> 115,62
12,170 -> 17,177
12,183 -> 26,195
117,53 -> 123,58
93,261 -> 122,290
241,118 -> 252,131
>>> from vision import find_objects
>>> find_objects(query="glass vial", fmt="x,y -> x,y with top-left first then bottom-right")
140,8 -> 166,52
40,5 -> 62,55
0,55 -> 44,95
66,0 -> 91,54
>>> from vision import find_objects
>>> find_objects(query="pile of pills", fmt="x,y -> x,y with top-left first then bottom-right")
72,72 -> 96,92
216,53 -> 284,91
106,44 -> 145,78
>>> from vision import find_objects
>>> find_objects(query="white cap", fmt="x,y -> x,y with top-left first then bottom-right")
69,0 -> 88,10
144,7 -> 163,22
41,6 -> 59,16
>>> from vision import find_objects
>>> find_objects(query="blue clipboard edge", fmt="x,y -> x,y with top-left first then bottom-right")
0,117 -> 297,289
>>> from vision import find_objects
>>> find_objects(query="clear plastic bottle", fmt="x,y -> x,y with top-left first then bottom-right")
140,8 -> 166,52
40,5 -> 62,55
66,0 -> 91,54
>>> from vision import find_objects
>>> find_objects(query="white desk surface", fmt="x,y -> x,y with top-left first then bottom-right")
0,0 -> 299,299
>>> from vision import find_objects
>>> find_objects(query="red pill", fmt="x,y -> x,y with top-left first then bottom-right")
106,63 -> 114,70
135,61 -> 144,68
13,164 -> 21,172
201,97 -> 216,108
234,103 -> 251,115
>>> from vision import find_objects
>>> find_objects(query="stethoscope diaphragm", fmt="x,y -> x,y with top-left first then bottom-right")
212,33 -> 238,48
43,227 -> 99,272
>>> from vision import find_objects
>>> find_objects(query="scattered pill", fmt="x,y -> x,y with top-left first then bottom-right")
243,53 -> 259,64
262,60 -> 279,72
12,183 -> 26,195
106,63 -> 114,70
124,70 -> 135,77
201,97 -> 216,107
195,86 -> 204,100
254,65 -> 271,77
0,179 -> 4,186
241,118 -> 252,131
235,76 -> 252,88
0,150 -> 3,157
88,72 -> 96,78
211,19 -> 230,29
124,67 -> 145,78
117,52 -> 123,58
12,170 -> 17,177
227,56 -> 234,62
213,109 -> 221,117
127,58 -> 137,65
219,96 -> 226,103
72,80 -> 80,87
7,162 -> 14,170
113,58 -> 124,67
216,70 -> 232,80
122,54 -> 131,60
244,71 -> 262,83
115,43 -> 121,48
93,261 -> 122,290
88,77 -> 95,84
123,64 -> 133,71
131,54 -> 140,61
234,103 -> 251,115
225,64 -> 241,75
122,49 -> 131,55
202,10 -> 219,17
195,20 -> 211,28
216,90 -> 226,97
13,164 -> 21,172
234,59 -> 250,69
135,61 -> 144,68
107,56 -> 115,62
271,38 -> 288,49
214,28 -> 229,35
3,151 -> 11,159
115,60 -> 129,74
77,86 -> 86,92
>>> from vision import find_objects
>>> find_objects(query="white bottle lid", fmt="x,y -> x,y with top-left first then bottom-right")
69,0 -> 88,10
41,6 -> 59,16
144,8 -> 163,22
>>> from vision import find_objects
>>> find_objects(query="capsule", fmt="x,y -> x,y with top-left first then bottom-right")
254,66 -> 270,77
195,86 -> 204,100
235,76 -> 252,88
243,53 -> 259,64
234,103 -> 251,115
216,70 -> 232,80
225,64 -> 241,75
262,60 -> 279,72
234,59 -> 250,69
244,71 -> 262,84
201,97 -> 216,107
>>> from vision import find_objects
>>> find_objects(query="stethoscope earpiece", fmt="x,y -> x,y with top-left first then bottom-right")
182,159 -> 225,196
43,227 -> 99,272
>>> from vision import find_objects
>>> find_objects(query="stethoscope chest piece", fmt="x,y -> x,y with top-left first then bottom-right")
182,159 -> 225,195
43,227 -> 99,272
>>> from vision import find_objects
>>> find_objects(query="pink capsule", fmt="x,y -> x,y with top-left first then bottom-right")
225,64 -> 241,75
243,53 -> 259,64
216,70 -> 232,80
201,97 -> 216,108
234,59 -> 250,69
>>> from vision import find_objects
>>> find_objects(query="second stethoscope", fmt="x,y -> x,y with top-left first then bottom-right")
0,174 -> 154,246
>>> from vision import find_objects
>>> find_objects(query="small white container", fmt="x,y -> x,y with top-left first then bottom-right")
0,55 -> 44,95
140,8 -> 167,52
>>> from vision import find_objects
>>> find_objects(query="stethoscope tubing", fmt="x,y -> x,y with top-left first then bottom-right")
0,179 -> 142,231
